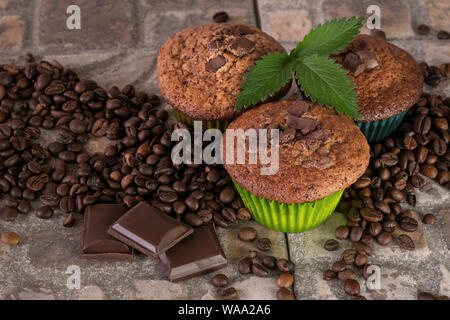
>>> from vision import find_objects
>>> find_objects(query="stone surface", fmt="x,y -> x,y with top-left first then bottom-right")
322,0 -> 415,39
39,0 -> 137,49
0,15 -> 25,50
427,0 -> 450,31
0,0 -> 449,300
141,0 -> 256,49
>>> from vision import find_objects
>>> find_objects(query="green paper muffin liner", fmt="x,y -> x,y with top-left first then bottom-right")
233,181 -> 344,233
356,110 -> 407,143
173,109 -> 229,131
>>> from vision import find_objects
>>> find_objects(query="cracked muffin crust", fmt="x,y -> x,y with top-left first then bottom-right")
334,35 -> 423,122
223,99 -> 370,204
157,23 -> 289,121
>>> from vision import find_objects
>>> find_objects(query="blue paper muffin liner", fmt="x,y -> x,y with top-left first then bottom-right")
233,181 -> 344,233
356,110 -> 407,143
173,109 -> 228,131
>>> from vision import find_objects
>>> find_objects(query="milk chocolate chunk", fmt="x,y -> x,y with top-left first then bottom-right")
206,55 -> 226,72
342,52 -> 365,76
230,37 -> 255,56
287,114 -> 317,132
355,50 -> 379,70
159,224 -> 227,282
82,204 -> 133,261
108,201 -> 193,257
287,100 -> 309,116
280,127 -> 296,143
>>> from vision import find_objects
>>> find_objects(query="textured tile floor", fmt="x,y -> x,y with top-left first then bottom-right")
0,0 -> 449,299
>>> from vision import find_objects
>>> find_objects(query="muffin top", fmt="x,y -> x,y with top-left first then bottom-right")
223,99 -> 370,204
333,35 -> 423,122
157,23 -> 286,121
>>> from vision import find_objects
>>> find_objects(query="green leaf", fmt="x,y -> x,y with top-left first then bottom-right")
235,52 -> 294,110
291,17 -> 364,59
294,54 -> 359,119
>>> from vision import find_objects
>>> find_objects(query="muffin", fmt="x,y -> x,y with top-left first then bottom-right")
333,34 -> 423,142
223,99 -> 370,233
157,23 -> 290,130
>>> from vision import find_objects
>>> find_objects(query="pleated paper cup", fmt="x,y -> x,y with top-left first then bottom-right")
173,109 -> 229,131
356,110 -> 407,143
233,181 -> 344,233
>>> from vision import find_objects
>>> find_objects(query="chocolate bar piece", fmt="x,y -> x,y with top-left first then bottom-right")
159,224 -> 227,282
82,204 -> 133,261
108,201 -> 193,257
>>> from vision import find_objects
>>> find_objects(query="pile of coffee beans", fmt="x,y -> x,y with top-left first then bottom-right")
323,91 -> 449,299
419,61 -> 450,87
0,55 -> 246,236
232,226 -> 296,300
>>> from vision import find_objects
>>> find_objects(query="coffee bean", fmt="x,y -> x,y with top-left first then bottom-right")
26,174 -> 49,191
59,196 -> 75,213
338,268 -> 356,281
236,207 -> 251,221
184,212 -> 203,227
416,24 -> 430,35
324,239 -> 339,251
344,279 -> 360,296
354,254 -> 368,267
335,225 -> 350,240
437,30 -> 449,40
17,199 -> 31,213
382,219 -> 397,233
40,193 -> 60,207
277,273 -> 294,288
418,292 -> 435,300
219,186 -> 235,203
399,216 -> 418,232
35,206 -> 53,219
323,270 -> 336,281
377,232 -> 392,245
277,288 -> 295,300
341,249 -> 357,265
277,259 -> 294,272
221,287 -> 237,300
422,213 -> 436,225
262,256 -> 276,269
252,263 -> 268,277
0,232 -> 20,245
256,238 -> 272,251
238,227 -> 257,242
63,213 -> 75,228
211,274 -> 228,287
238,258 -> 252,274
213,11 -> 229,23
332,261 -> 346,273
397,234 -> 415,251
350,227 -> 363,242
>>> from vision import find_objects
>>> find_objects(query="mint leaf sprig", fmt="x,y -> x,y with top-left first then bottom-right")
235,17 -> 364,119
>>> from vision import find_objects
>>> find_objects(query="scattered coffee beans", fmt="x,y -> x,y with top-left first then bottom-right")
0,231 -> 20,245
238,227 -> 257,242
422,213 -> 436,224
211,274 -> 228,287
221,287 -> 237,300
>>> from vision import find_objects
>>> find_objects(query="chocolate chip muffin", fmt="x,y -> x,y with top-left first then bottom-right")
333,34 -> 423,142
223,98 -> 370,233
157,23 -> 290,130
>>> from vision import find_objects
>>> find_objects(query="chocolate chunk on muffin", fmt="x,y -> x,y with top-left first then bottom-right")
157,23 -> 291,129
333,35 -> 423,142
223,99 -> 370,233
